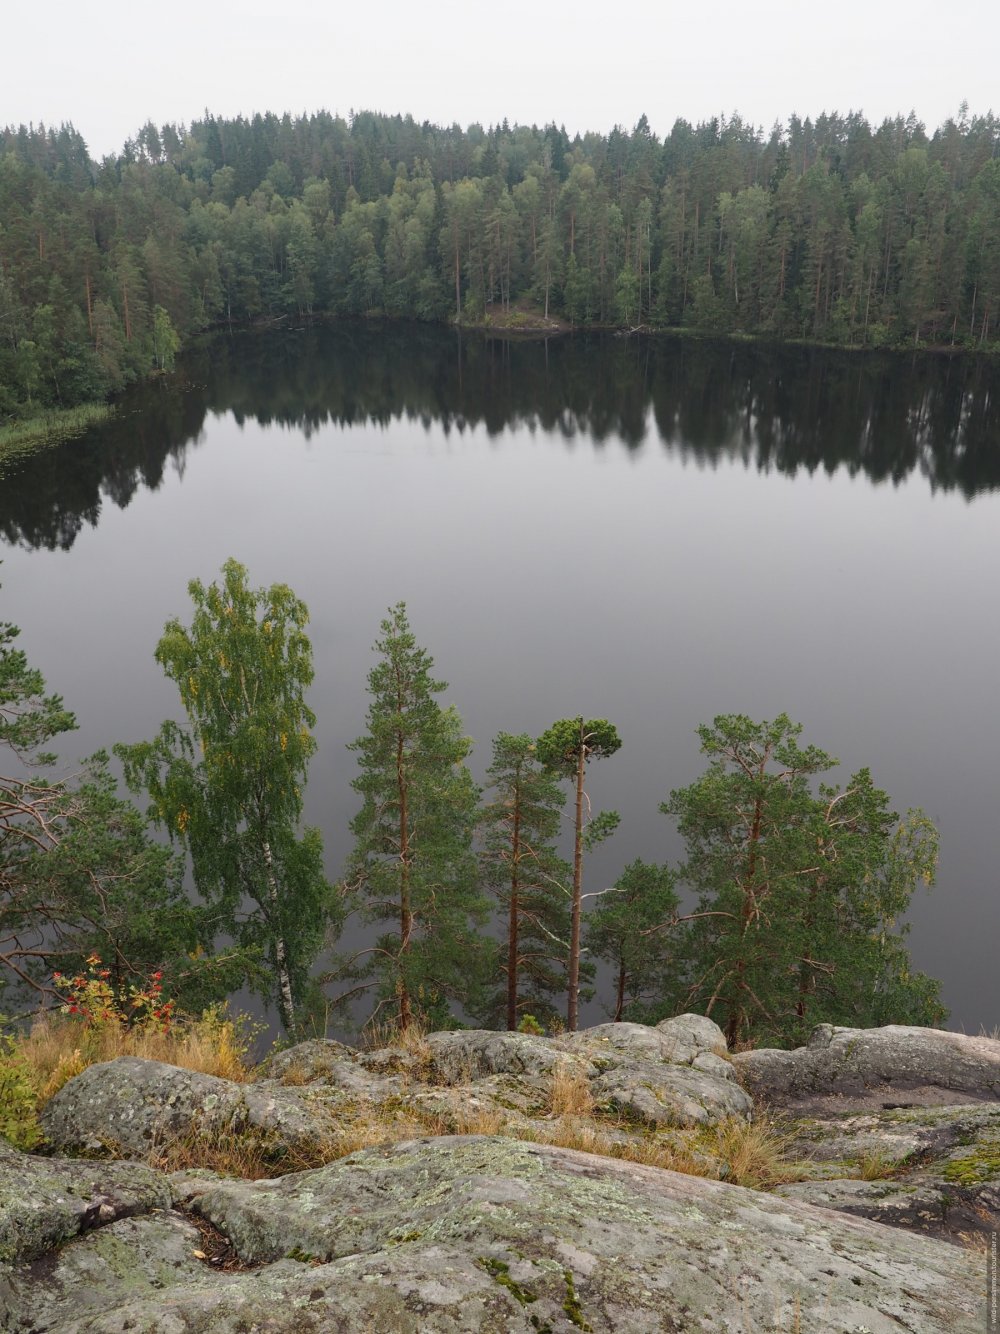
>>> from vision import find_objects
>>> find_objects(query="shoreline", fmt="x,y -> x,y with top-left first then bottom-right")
0,403 -> 116,472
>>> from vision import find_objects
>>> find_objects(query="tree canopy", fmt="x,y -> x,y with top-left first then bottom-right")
342,603 -> 489,1030
3,105 -> 1000,420
1,592 -> 232,1014
660,714 -> 943,1048
536,717 -> 621,1031
478,732 -> 572,1030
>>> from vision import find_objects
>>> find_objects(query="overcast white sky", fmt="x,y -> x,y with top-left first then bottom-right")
6,0 -> 997,159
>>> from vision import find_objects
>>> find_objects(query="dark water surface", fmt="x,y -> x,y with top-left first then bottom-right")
2,324 -> 998,1033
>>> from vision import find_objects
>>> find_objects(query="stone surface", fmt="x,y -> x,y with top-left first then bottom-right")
735,1024 -> 1000,1112
0,1211 -> 209,1332
3,1135 -> 976,1333
555,1014 -> 752,1127
4,1021 -> 1000,1330
780,1101 -> 1000,1242
0,1141 -> 170,1264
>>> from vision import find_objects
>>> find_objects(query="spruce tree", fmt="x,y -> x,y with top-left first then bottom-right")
344,604 -> 487,1030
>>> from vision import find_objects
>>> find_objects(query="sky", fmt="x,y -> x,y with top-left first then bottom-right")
6,0 -> 998,159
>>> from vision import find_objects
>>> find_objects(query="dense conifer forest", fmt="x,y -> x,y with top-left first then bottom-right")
2,106 -> 1000,419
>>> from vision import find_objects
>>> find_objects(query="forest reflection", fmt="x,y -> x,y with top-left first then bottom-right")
3,323 -> 998,552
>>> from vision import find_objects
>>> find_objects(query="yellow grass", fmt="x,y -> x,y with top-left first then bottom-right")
360,1013 -> 431,1053
711,1116 -> 811,1191
21,1005 -> 255,1107
547,1064 -> 595,1117
855,1149 -> 907,1181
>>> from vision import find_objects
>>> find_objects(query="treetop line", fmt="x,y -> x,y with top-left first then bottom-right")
1,104 -> 999,425
1,562 -> 944,1049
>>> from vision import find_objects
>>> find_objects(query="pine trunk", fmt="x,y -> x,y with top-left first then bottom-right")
567,739 -> 586,1032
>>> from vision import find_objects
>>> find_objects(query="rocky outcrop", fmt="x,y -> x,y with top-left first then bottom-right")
558,1018 -> 750,1126
735,1023 -> 1000,1112
0,1136 -> 986,1332
735,1025 -> 1000,1244
6,1018 -> 999,1330
40,1017 -> 750,1168
775,1100 -> 1000,1242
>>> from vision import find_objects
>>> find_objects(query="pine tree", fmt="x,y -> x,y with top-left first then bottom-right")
478,732 -> 571,1029
584,859 -> 680,1022
344,604 -> 487,1030
662,715 -> 943,1048
536,717 -> 621,1031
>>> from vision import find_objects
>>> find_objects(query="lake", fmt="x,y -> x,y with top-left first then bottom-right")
2,323 -> 998,1034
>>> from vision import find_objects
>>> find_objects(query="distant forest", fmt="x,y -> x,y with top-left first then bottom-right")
2,106 -> 999,417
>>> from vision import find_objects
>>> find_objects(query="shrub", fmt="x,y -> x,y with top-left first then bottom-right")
0,1036 -> 43,1150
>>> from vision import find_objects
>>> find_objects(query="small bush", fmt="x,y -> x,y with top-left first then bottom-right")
0,1037 -> 43,1150
16,960 -> 259,1117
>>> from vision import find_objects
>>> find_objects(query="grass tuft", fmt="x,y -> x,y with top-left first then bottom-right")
548,1064 -> 594,1118
710,1116 -> 812,1191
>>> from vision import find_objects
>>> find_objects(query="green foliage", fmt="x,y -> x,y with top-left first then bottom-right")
1,584 -> 227,1011
516,1013 -> 545,1036
662,714 -> 943,1048
4,106 -> 1000,422
0,1035 -> 42,1150
584,860 -> 680,1022
477,732 -> 573,1029
116,559 -> 335,1033
535,718 -> 621,777
342,604 -> 489,1029
151,305 -> 180,372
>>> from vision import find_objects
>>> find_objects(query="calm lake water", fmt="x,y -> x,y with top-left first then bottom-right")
2,324 -> 998,1034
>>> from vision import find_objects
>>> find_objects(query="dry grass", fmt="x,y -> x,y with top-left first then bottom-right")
547,1064 -> 594,1117
421,1106 -> 509,1138
277,1062 -> 310,1087
76,1080 -> 814,1193
710,1116 -> 812,1191
359,1014 -> 432,1059
524,1119 -> 706,1175
22,1006 -> 255,1108
148,1125 -> 340,1180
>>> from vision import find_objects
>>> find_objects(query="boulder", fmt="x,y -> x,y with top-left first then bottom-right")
734,1024 -> 1000,1112
424,1028 -> 587,1085
558,1014 -> 752,1127
40,1056 -> 337,1162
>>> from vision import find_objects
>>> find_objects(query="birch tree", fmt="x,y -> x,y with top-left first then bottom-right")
117,558 -> 333,1033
